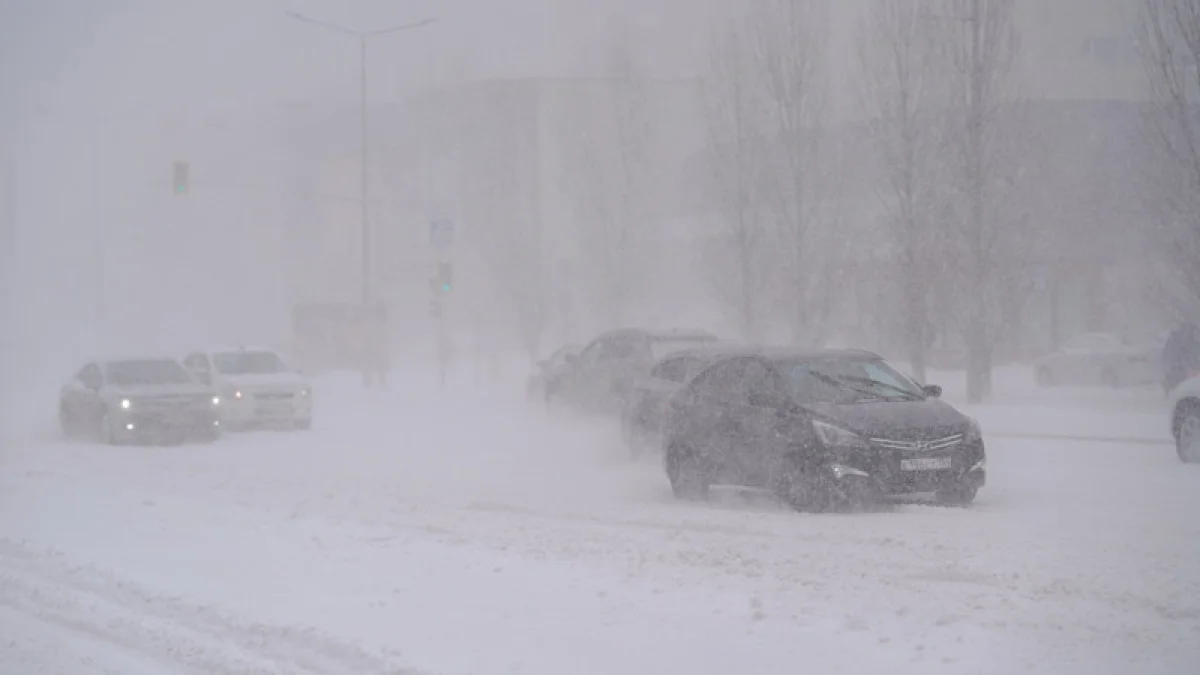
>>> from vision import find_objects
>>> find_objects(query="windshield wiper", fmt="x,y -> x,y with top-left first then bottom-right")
833,374 -> 924,401
800,370 -> 887,403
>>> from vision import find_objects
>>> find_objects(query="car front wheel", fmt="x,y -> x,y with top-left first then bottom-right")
59,403 -> 75,438
665,443 -> 710,501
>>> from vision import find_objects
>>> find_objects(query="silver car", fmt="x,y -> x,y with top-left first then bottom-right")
59,357 -> 223,445
1033,332 -> 1161,388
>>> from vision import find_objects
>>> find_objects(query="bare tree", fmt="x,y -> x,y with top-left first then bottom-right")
747,0 -> 835,346
563,22 -> 659,327
697,19 -> 771,339
856,0 -> 950,381
1139,0 -> 1200,318
933,0 -> 1028,402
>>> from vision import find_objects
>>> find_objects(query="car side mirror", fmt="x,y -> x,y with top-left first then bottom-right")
922,384 -> 943,398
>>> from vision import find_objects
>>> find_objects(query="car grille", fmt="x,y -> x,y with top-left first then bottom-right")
139,395 -> 208,411
869,433 -> 964,452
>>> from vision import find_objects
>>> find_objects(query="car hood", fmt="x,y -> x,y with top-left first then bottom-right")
107,382 -> 216,397
804,398 -> 970,439
220,372 -> 307,388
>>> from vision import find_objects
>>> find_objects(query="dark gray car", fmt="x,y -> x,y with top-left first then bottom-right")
620,347 -> 726,458
59,358 -> 223,445
526,344 -> 582,402
545,328 -> 718,416
661,347 -> 986,512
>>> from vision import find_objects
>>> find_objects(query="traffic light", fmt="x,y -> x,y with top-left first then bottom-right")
437,261 -> 453,292
172,161 -> 189,195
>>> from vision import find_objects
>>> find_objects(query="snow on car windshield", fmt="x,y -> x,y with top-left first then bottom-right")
650,339 -> 715,360
783,358 -> 924,403
105,359 -> 192,386
214,351 -> 288,375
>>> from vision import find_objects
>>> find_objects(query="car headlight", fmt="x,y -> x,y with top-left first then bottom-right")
212,396 -> 221,406
119,398 -> 131,410
812,420 -> 868,448
223,387 -> 243,400
298,387 -> 311,398
964,417 -> 982,442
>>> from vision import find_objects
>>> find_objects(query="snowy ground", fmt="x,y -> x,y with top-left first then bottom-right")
1,367 -> 1197,674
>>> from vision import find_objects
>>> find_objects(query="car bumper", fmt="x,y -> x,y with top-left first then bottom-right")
220,395 -> 312,427
111,409 -> 221,442
828,442 -> 987,496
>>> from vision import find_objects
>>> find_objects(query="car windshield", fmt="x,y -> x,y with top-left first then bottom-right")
213,351 -> 289,375
650,338 -> 716,360
105,359 -> 193,386
781,358 -> 925,403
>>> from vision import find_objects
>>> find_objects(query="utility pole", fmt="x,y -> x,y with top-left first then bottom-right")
286,11 -> 437,306
287,11 -> 437,387
90,117 -> 105,342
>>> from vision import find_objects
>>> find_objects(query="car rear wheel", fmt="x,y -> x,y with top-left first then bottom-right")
1175,405 -> 1200,464
1035,366 -> 1054,387
59,403 -> 76,438
1101,367 -> 1119,388
665,443 -> 710,501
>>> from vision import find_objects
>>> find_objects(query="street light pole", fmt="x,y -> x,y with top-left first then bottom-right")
286,11 -> 437,306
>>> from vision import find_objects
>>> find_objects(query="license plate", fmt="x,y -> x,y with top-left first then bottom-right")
900,457 -> 952,471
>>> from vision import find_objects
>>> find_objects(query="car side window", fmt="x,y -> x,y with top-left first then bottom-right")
740,360 -> 784,406
691,359 -> 746,398
79,363 -> 102,388
599,335 -> 643,361
653,357 -> 694,383
579,340 -> 605,365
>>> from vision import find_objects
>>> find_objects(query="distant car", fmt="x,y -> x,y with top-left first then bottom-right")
545,328 -> 720,416
660,347 -> 986,511
1166,374 -> 1200,463
182,347 -> 312,430
620,347 -> 725,458
59,357 -> 222,445
526,344 -> 582,402
1033,332 -> 1161,388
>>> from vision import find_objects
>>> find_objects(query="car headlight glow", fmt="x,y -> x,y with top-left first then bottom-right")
299,387 -> 311,398
212,396 -> 221,406
812,419 -> 868,448
120,398 -> 131,410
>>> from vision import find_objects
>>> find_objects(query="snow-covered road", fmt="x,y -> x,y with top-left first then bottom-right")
2,376 -> 1197,674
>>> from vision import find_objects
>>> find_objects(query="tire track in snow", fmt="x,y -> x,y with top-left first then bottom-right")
0,538 -> 419,675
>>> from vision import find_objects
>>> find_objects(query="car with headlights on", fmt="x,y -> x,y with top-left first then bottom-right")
660,347 -> 986,512
58,357 -> 222,445
182,347 -> 312,430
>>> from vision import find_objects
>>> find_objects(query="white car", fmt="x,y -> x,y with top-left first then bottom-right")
182,347 -> 312,430
1167,374 -> 1200,463
1033,332 -> 1160,388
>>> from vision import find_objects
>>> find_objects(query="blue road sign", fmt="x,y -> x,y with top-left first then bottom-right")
430,219 -> 454,248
